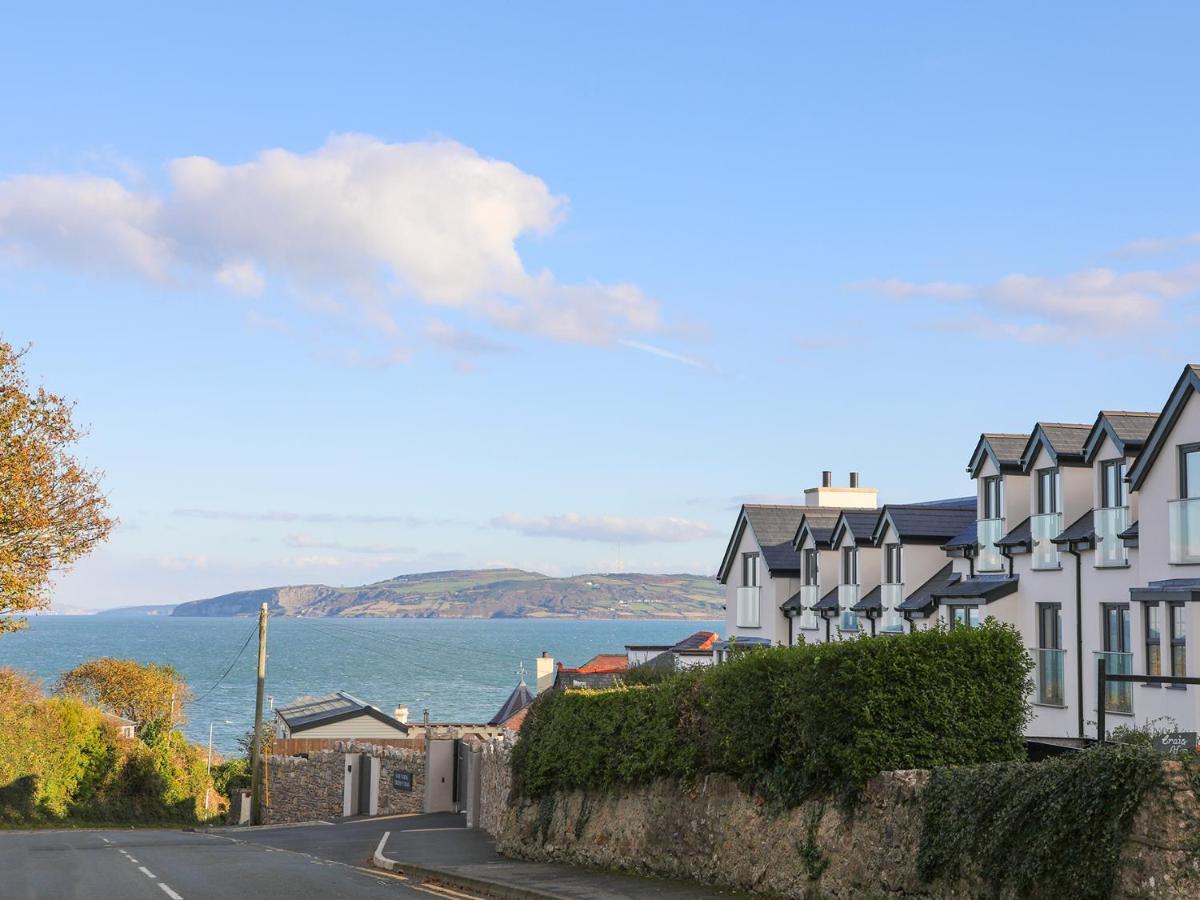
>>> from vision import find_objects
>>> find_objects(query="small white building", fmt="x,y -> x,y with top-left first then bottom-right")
275,691 -> 411,740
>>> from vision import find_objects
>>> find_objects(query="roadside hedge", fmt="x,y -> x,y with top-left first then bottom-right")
512,622 -> 1031,806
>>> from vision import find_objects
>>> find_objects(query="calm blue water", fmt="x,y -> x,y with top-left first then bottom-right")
0,616 -> 718,754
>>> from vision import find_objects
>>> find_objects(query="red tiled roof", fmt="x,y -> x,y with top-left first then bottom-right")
671,631 -> 718,653
558,653 -> 629,675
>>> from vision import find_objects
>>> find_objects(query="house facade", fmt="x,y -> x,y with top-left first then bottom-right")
715,364 -> 1200,740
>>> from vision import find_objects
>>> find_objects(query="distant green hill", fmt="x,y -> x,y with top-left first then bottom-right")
171,569 -> 723,619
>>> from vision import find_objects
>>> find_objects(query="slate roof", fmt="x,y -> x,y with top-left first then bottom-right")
1037,422 -> 1091,457
1102,412 -> 1159,444
970,433 -> 1031,475
1119,520 -> 1139,541
851,584 -> 882,612
832,509 -> 884,547
997,516 -> 1032,548
793,509 -> 845,549
876,504 -> 977,544
718,504 -> 809,580
276,691 -> 409,734
812,586 -> 840,611
1131,579 -> 1200,603
906,496 -> 977,510
897,563 -> 961,612
943,520 -> 978,550
931,574 -> 1020,603
488,680 -> 535,726
1052,510 -> 1096,546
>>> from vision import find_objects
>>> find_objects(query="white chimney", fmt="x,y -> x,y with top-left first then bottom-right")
393,704 -> 409,724
804,470 -> 878,509
535,652 -> 555,694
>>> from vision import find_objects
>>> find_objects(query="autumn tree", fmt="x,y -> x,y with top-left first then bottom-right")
57,658 -> 191,730
0,340 -> 113,632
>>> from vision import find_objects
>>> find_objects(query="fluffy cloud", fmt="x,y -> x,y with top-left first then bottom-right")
0,135 -> 665,351
853,264 -> 1200,342
492,512 -> 716,543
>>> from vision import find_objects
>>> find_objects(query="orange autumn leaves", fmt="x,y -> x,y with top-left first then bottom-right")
0,340 -> 113,632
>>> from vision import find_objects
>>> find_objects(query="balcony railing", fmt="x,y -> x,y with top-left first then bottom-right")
1096,650 -> 1134,714
1094,506 -> 1130,568
736,586 -> 760,628
1169,498 -> 1200,564
797,585 -> 819,630
838,584 -> 859,632
881,583 -> 904,633
1031,512 -> 1063,569
1032,647 -> 1066,706
977,517 -> 1004,572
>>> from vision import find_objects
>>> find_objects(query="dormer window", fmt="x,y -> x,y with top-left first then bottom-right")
982,476 -> 1003,519
1036,468 -> 1060,515
884,544 -> 902,585
842,546 -> 858,584
1101,460 -> 1126,509
978,476 -> 1005,572
1032,468 -> 1063,570
1096,459 -> 1129,568
803,549 -> 818,586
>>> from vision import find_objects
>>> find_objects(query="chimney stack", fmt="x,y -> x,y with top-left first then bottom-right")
393,704 -> 409,724
849,471 -> 860,488
804,470 -> 878,509
822,470 -> 833,487
535,652 -> 556,694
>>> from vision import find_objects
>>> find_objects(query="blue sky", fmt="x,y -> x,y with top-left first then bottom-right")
4,3 -> 1200,608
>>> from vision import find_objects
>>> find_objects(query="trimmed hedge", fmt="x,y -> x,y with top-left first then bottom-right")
512,622 -> 1031,806
917,744 -> 1163,899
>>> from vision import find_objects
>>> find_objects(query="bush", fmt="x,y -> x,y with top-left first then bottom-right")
512,622 -> 1032,806
917,744 -> 1163,899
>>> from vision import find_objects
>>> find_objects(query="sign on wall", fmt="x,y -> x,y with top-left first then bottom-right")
392,770 -> 414,792
1152,732 -> 1198,755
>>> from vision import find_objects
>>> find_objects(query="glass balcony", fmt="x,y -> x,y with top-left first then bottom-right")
838,584 -> 859,632
1031,512 -> 1063,569
798,585 -> 819,629
1096,650 -> 1134,715
1094,506 -> 1129,568
1169,498 -> 1200,564
736,586 -> 760,628
1032,648 -> 1066,706
977,518 -> 1004,572
880,583 -> 905,633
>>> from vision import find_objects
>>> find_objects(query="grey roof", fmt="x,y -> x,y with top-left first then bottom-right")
997,516 -> 1032,548
793,509 -> 845,549
969,433 -> 1031,475
1021,422 -> 1092,471
781,587 -> 805,613
718,504 -> 808,580
931,574 -> 1019,604
832,509 -> 884,548
812,586 -> 840,611
897,563 -> 961,612
1119,520 -> 1139,541
876,504 -> 977,544
906,496 -> 977,510
1052,510 -> 1096,546
1131,579 -> 1200,603
851,584 -> 882,612
276,691 -> 409,733
943,520 -> 978,550
489,680 -> 535,726
1084,411 -> 1160,463
1129,365 -> 1200,490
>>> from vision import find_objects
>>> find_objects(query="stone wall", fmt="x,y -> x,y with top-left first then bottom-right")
478,737 -> 514,836
264,741 -> 426,824
480,758 -> 1200,899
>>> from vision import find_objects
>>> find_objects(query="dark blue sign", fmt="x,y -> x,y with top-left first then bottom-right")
392,770 -> 414,791
1152,732 -> 1197,755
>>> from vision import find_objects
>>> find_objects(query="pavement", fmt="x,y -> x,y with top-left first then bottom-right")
0,814 -> 738,899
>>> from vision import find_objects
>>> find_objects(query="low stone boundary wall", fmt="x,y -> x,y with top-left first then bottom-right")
478,746 -> 1200,899
264,741 -> 425,824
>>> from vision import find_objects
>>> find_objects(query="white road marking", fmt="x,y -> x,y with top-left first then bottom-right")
101,838 -> 111,844
139,866 -> 157,879
158,884 -> 183,900
374,831 -> 391,860
127,857 -> 139,864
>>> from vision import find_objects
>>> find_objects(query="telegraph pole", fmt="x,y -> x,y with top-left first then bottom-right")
249,603 -> 268,826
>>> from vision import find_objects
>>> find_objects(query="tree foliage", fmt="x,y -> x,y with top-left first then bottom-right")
0,340 -> 113,632
58,657 -> 192,730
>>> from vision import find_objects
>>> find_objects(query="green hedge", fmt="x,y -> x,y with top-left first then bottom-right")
917,745 -> 1163,899
512,622 -> 1032,805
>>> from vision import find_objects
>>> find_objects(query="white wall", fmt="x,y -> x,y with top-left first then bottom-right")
293,713 -> 409,740
723,521 -> 795,645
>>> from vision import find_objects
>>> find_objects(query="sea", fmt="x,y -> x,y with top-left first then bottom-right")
0,616 -> 720,755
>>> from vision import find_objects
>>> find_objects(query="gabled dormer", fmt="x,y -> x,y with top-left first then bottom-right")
967,433 -> 1030,572
1083,411 -> 1158,568
829,509 -> 882,634
783,509 -> 843,634
1019,423 -> 1091,571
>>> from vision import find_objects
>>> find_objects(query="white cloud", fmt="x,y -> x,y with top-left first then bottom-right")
492,512 -> 716,543
853,264 -> 1200,342
0,135 -> 667,353
1113,232 -> 1200,257
215,260 -> 266,297
618,339 -> 710,370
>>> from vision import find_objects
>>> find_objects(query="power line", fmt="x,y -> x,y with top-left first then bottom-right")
193,620 -> 259,702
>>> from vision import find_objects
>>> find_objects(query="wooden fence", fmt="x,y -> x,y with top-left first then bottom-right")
273,737 -> 426,756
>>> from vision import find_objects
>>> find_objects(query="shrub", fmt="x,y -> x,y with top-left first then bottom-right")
917,744 -> 1163,899
512,622 -> 1032,806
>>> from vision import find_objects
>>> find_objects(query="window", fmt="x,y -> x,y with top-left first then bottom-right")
1102,604 -> 1133,713
1103,604 -> 1131,654
951,606 -> 980,628
1036,468 -> 1059,515
1039,604 -> 1063,651
982,476 -> 1003,519
842,546 -> 858,584
1145,604 -> 1162,677
742,553 -> 759,588
884,544 -> 902,584
1101,460 -> 1126,508
803,549 -> 818,586
1170,603 -> 1186,676
1183,446 -> 1200,499
1036,604 -> 1064,706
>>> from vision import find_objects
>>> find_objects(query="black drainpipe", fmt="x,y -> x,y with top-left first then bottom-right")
1068,546 -> 1084,740
824,612 -> 831,643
